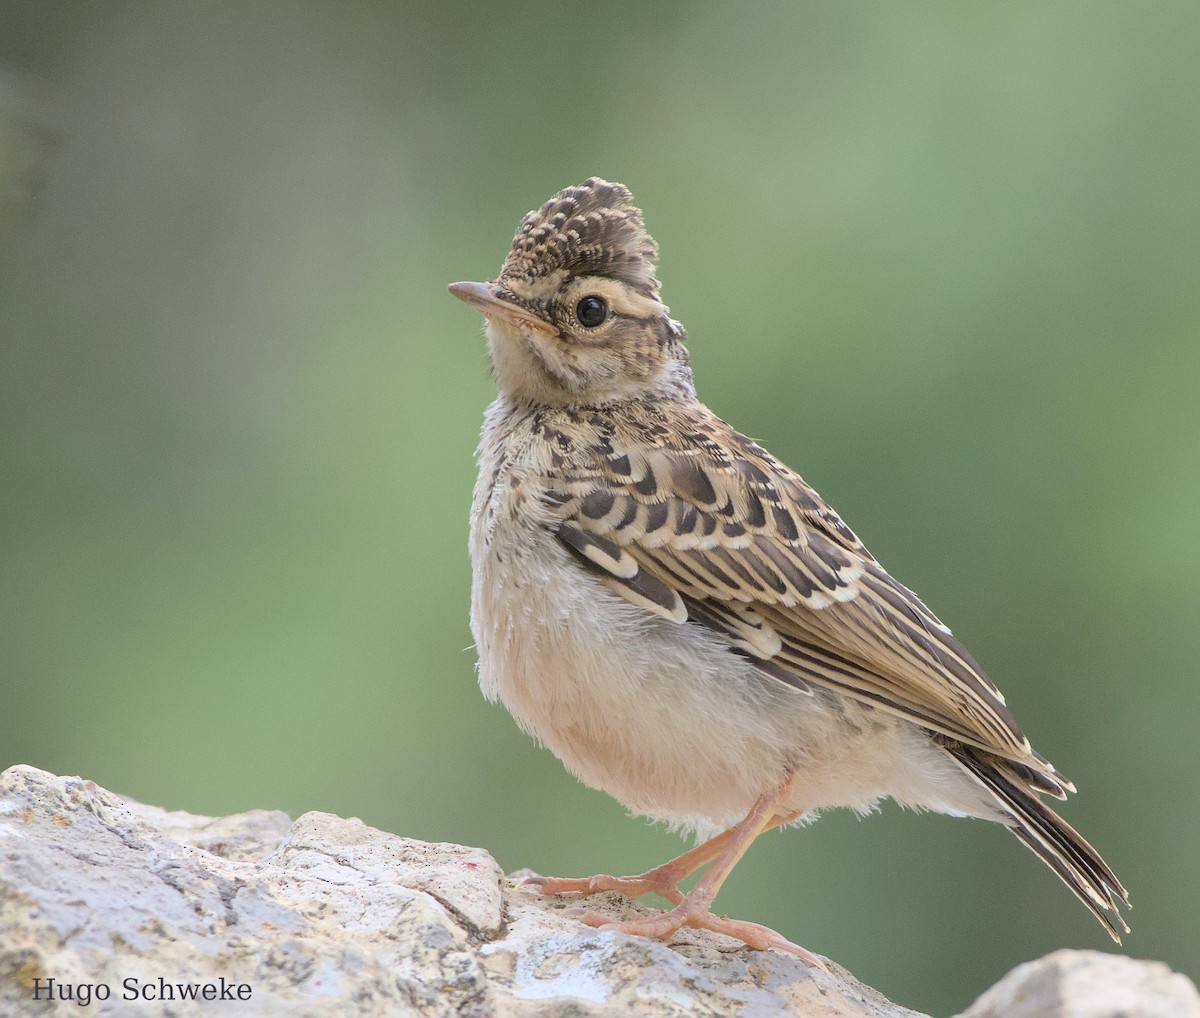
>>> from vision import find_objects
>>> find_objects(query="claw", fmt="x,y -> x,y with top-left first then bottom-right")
576,904 -> 825,968
525,871 -> 684,904
524,776 -> 817,962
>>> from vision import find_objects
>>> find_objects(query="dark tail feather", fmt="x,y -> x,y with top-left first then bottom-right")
947,744 -> 1131,942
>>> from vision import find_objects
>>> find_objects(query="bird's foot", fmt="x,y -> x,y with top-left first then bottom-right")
576,902 -> 826,968
524,870 -> 684,905
524,829 -> 745,906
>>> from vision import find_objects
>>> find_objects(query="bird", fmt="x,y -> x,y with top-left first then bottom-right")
448,177 -> 1129,962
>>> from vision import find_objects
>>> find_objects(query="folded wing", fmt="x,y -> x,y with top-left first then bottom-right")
546,405 -> 1066,786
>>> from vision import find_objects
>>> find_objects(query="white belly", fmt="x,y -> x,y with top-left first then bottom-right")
470,518 -> 990,836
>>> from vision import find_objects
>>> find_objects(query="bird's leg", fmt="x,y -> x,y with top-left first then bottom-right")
568,774 -> 823,965
527,823 -> 747,905
528,799 -> 805,906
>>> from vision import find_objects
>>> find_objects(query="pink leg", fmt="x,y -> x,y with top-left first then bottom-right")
533,776 -> 823,965
526,822 -> 748,905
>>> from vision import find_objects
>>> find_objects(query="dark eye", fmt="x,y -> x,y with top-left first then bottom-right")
575,295 -> 608,328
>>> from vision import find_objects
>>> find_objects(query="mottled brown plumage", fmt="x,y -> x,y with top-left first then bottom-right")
539,401 -> 1038,758
450,178 -> 1129,958
500,179 -> 661,298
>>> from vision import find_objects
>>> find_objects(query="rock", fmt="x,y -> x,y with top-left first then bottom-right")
1,766 -> 1195,1017
957,949 -> 1200,1018
0,766 -> 920,1016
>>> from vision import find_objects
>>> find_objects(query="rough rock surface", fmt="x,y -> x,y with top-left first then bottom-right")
956,949 -> 1200,1018
0,766 -> 1194,1017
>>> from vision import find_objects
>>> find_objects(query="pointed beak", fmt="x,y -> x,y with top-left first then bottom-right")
448,280 -> 558,336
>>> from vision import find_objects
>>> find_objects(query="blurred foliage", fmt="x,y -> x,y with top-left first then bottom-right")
2,2 -> 1197,1013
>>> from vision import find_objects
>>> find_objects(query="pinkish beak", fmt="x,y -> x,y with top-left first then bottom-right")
448,280 -> 558,336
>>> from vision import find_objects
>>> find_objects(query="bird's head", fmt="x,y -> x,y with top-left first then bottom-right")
450,178 -> 694,407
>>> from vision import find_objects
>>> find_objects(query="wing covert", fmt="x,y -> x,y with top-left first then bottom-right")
546,404 -> 1037,766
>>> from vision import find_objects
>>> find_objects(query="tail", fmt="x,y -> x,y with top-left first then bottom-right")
946,743 -> 1131,942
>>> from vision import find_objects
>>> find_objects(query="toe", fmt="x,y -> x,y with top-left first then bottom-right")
529,873 -> 683,903
689,913 -> 827,969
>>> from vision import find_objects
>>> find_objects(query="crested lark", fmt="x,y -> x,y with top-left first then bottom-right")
449,178 -> 1129,961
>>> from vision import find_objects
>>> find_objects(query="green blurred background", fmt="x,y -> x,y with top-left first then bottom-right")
2,3 -> 1197,1013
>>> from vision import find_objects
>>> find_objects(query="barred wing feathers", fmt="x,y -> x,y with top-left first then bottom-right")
543,403 -> 1131,939
546,405 -> 1043,773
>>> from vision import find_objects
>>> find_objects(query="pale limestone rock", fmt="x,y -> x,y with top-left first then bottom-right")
1,766 -> 1194,1017
0,766 -> 918,1016
487,873 -> 920,1016
0,766 -> 497,1016
957,949 -> 1200,1018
